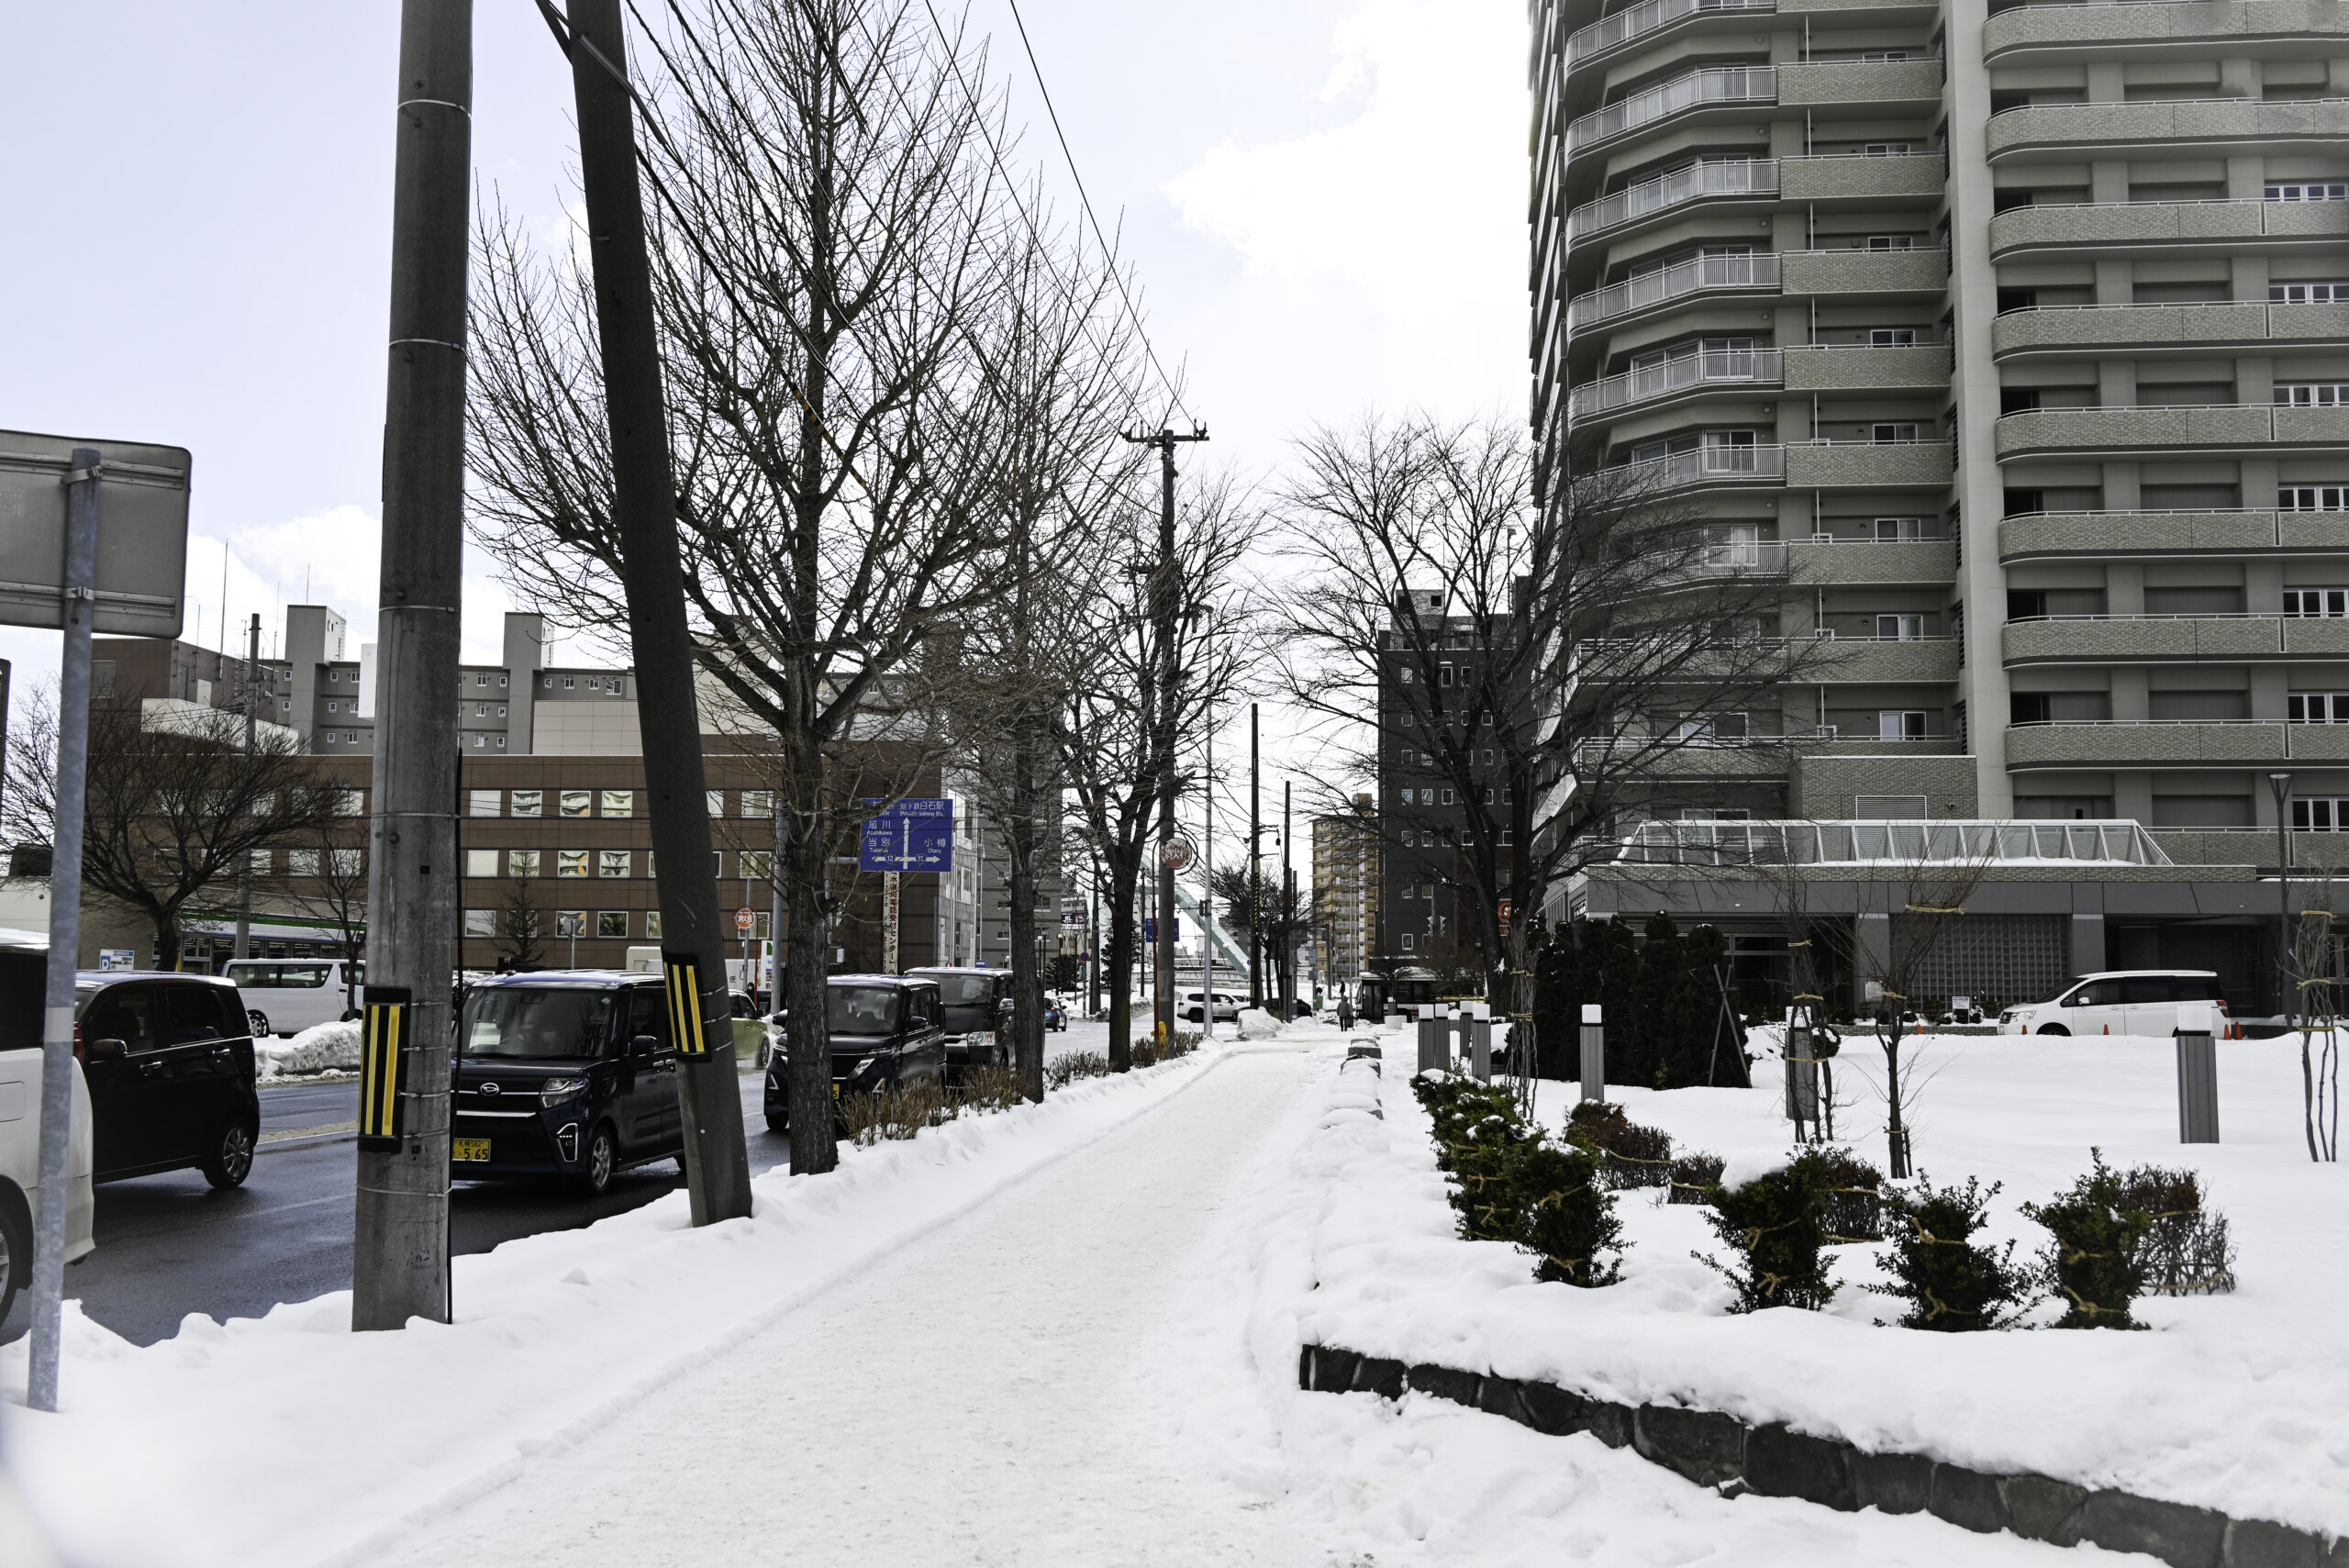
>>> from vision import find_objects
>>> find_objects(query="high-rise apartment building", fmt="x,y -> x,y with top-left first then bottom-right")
1313,800 -> 1381,991
1531,0 -> 2349,1013
1533,0 -> 2349,827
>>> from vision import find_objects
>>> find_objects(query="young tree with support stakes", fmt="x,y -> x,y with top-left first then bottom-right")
1263,413 -> 1819,1044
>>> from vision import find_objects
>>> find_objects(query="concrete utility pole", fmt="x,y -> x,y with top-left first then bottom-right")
235,613 -> 260,962
352,0 -> 470,1331
1122,425 -> 1206,1046
1283,778 -> 1294,1015
1249,702 -> 1262,1006
557,0 -> 751,1222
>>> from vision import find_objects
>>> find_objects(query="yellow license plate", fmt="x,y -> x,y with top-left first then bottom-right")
452,1138 -> 491,1162
831,1083 -> 841,1100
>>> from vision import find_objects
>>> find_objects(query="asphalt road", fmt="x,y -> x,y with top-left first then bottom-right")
1,1072 -> 789,1348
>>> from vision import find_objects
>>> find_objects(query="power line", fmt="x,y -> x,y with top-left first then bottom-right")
993,0 -> 1195,427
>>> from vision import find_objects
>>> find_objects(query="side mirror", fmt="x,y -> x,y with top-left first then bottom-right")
629,1033 -> 662,1058
83,1038 -> 128,1062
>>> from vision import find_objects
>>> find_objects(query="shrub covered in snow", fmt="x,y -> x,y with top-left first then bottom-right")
1414,1073 -> 1624,1287
1816,1147 -> 1887,1242
1868,1176 -> 2032,1331
2023,1150 -> 2152,1329
2117,1163 -> 2238,1296
1694,1148 -> 1840,1312
1234,1007 -> 1282,1040
1564,1100 -> 1675,1190
1665,1150 -> 1724,1205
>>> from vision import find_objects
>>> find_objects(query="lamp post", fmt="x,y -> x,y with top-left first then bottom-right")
2272,771 -> 2294,1029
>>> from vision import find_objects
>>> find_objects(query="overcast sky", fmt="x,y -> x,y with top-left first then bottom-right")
0,0 -> 1522,830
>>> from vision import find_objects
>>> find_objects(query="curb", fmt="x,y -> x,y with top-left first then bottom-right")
1299,1344 -> 2342,1568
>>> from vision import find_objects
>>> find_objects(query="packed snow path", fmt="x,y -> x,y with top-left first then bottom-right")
368,1044 -> 1330,1568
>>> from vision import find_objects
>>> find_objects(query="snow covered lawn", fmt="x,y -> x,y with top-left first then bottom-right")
4,1041 -> 1230,1568
1292,1029 -> 2349,1541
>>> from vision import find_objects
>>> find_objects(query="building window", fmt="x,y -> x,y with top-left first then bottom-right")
601,789 -> 634,817
1871,422 -> 1920,442
510,789 -> 543,817
1865,234 -> 1913,250
472,735 -> 485,748
1876,614 -> 1926,640
561,790 -> 592,817
464,909 -> 496,937
346,731 -> 358,743
1400,932 -> 1416,951
465,849 -> 499,878
1868,328 -> 1918,347
563,676 -> 575,689
2278,384 -> 2349,407
1879,709 -> 1930,740
2273,283 -> 2348,303
742,790 -> 773,817
2285,590 -> 2349,617
599,851 -> 632,878
495,736 -> 507,749
707,789 -> 727,816
287,851 -> 320,877
606,677 -> 623,694
474,703 -> 487,717
542,676 -> 553,689
555,910 -> 588,940
469,788 -> 502,817
2293,797 -> 2349,830
476,673 -> 489,687
557,850 -> 590,878
741,851 -> 774,879
328,670 -> 340,684
596,911 -> 630,939
281,698 -> 291,711
2266,183 -> 2348,201
1863,141 -> 1913,155
2288,692 -> 2349,723
509,850 -> 541,876
327,701 -> 339,714
500,674 -> 509,687
323,733 -> 335,745
2280,486 -> 2349,511
645,910 -> 662,939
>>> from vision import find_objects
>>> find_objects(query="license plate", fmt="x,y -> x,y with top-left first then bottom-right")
452,1138 -> 491,1162
830,1083 -> 841,1100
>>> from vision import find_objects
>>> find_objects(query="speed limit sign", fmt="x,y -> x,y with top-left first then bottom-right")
734,906 -> 755,932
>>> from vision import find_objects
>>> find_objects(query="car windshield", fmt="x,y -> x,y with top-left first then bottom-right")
930,975 -> 993,1006
829,985 -> 901,1035
462,987 -> 615,1059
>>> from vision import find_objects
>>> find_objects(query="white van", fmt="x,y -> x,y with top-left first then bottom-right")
0,933 -> 99,1322
1181,990 -> 1242,1023
221,958 -> 363,1038
1999,971 -> 2230,1037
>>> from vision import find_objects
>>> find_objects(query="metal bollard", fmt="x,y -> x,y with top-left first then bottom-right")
2176,1002 -> 2220,1144
1468,1003 -> 1492,1081
1578,1003 -> 1605,1103
1417,1005 -> 1447,1073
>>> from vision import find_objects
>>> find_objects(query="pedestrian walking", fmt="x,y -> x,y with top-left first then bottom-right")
1337,995 -> 1354,1032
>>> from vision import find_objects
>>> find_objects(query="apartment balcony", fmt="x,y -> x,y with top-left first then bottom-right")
1564,153 -> 1942,242
1986,97 -> 2349,160
1811,634 -> 1963,682
2149,827 -> 2349,873
1564,247 -> 1945,339
1995,404 -> 2349,460
1988,196 -> 2349,260
1985,0 -> 2344,63
2000,509 -> 2349,560
1566,66 -> 1775,159
1784,439 -> 1955,488
1779,150 -> 1946,203
1788,538 -> 1956,584
1991,300 -> 2349,358
2003,614 -> 2349,665
1778,55 -> 1945,109
1568,345 -> 1950,428
1564,0 -> 1775,80
2007,719 -> 2349,768
1785,342 -> 1952,392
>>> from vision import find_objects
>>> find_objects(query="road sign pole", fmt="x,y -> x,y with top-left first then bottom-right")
884,872 -> 901,974
26,450 -> 100,1412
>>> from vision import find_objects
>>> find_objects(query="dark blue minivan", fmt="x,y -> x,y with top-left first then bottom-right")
452,972 -> 682,1195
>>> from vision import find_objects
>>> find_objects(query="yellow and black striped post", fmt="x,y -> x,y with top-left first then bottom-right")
356,987 -> 414,1151
663,951 -> 710,1056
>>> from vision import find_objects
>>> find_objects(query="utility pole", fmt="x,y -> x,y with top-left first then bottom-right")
1249,702 -> 1262,1007
1283,778 -> 1295,1016
235,612 -> 261,962
1122,425 -> 1207,1048
553,0 -> 751,1222
352,0 -> 470,1331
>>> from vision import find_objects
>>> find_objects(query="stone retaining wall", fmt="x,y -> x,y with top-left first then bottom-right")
1298,1343 -> 2343,1568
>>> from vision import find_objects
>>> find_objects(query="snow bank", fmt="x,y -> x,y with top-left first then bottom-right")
4,1044 -> 1232,1568
254,1020 -> 362,1079
1287,1031 -> 2349,1540
1235,1007 -> 1283,1040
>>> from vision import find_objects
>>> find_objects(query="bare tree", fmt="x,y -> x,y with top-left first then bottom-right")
494,873 -> 548,974
1264,414 -> 1820,1046
469,1 -> 1141,1171
1055,480 -> 1260,1068
265,824 -> 369,1009
2290,887 -> 2343,1162
2,688 -> 346,969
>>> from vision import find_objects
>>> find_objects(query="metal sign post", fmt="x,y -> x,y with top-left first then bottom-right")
0,435 -> 189,1415
883,873 -> 901,974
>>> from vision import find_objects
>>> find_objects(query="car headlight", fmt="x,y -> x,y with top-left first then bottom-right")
539,1075 -> 590,1106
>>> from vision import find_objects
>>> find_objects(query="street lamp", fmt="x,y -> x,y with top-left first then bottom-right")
2271,771 -> 2294,1028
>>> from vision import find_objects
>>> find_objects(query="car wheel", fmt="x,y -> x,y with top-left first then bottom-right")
765,1112 -> 788,1136
2038,1024 -> 2070,1037
202,1120 -> 257,1189
247,1009 -> 271,1038
0,1198 -> 25,1326
575,1123 -> 618,1196
340,1008 -> 362,1023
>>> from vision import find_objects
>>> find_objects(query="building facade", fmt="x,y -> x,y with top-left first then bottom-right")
1312,799 -> 1381,992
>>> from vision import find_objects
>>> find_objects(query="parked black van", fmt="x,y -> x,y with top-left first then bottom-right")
72,972 -> 261,1188
903,966 -> 1010,1079
452,972 -> 683,1195
763,975 -> 947,1134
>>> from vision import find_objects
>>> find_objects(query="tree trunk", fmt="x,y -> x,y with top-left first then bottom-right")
1008,753 -> 1044,1102
153,911 -> 181,973
785,762 -> 836,1174
1104,855 -> 1140,1070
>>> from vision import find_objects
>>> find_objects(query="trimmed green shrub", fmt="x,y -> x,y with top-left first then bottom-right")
1869,1176 -> 2032,1331
1667,1151 -> 1724,1205
2022,1150 -> 2152,1329
1696,1150 -> 1840,1312
1530,917 -> 1749,1088
1412,1073 -> 1626,1286
2116,1163 -> 2237,1296
1817,1148 -> 1887,1242
1566,1099 -> 1676,1189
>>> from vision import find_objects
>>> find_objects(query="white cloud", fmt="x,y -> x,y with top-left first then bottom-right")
1163,0 -> 1523,372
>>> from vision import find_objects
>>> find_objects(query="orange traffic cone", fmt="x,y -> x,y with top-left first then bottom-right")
2103,1024 -> 2110,1034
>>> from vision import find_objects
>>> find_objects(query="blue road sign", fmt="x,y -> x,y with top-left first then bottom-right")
859,798 -> 954,873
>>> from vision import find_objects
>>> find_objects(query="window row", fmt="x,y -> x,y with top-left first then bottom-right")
462,787 -> 776,819
462,848 -> 765,880
462,908 -> 645,940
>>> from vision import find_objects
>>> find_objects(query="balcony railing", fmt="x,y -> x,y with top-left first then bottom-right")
1567,159 -> 1777,241
1564,0 -> 1774,72
1568,347 -> 1782,423
1567,250 -> 1781,334
1566,66 -> 1776,156
1598,442 -> 1789,490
